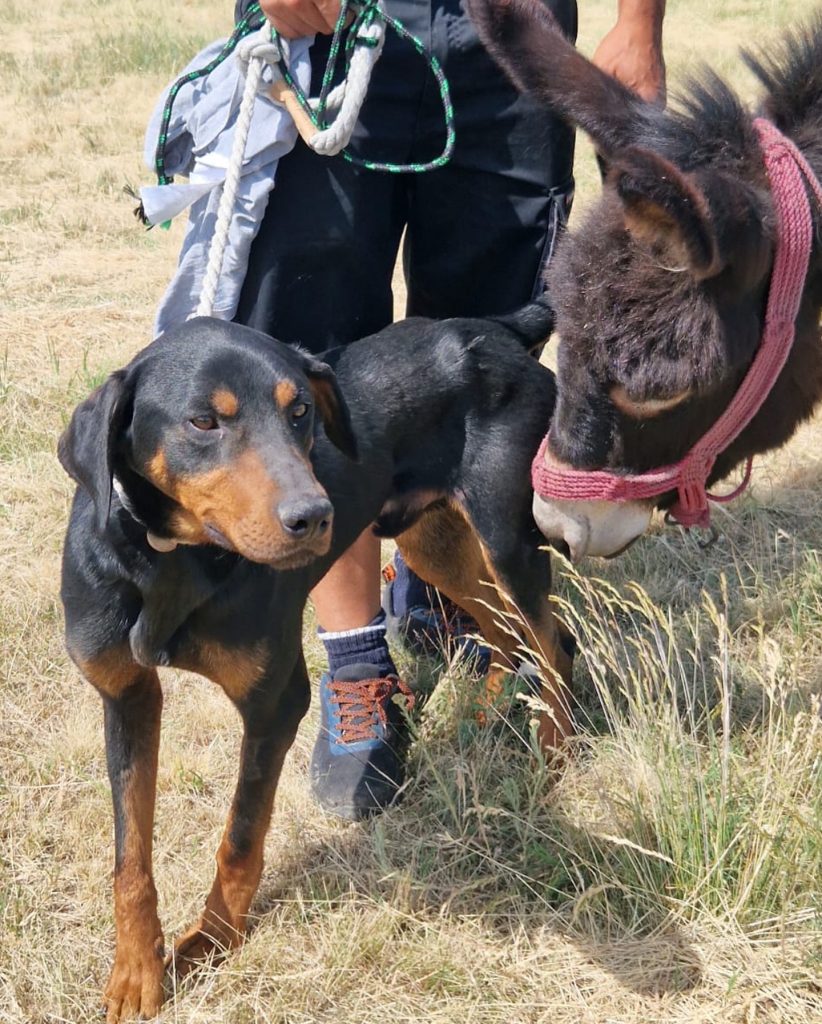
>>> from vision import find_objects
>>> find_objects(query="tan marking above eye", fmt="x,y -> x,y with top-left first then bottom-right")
274,380 -> 298,409
610,383 -> 692,418
211,388 -> 239,417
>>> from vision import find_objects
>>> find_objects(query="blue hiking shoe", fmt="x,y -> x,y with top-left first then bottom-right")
382,563 -> 491,673
310,662 -> 415,820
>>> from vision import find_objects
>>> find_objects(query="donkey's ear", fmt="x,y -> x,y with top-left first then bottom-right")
58,370 -> 136,532
299,355 -> 359,461
608,146 -> 723,279
467,0 -> 648,153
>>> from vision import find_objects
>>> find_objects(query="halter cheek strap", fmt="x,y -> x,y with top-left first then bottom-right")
532,118 -> 822,529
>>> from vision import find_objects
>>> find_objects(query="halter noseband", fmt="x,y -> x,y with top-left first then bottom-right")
532,119 -> 822,529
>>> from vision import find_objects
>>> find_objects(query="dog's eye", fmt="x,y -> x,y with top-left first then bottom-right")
189,415 -> 219,431
291,402 -> 309,422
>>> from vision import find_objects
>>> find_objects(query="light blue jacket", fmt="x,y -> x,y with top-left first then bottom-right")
142,35 -> 312,337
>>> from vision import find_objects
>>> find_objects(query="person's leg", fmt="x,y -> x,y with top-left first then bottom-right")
404,0 -> 577,317
388,0 -> 578,649
236,144 -> 405,349
235,29 -> 424,817
310,529 -> 382,632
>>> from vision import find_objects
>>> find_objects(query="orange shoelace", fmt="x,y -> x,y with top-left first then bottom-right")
329,677 -> 414,743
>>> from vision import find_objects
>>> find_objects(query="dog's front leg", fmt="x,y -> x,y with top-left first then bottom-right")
99,666 -> 165,1023
170,656 -> 310,977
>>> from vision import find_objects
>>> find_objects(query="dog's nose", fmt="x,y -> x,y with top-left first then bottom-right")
278,495 -> 333,540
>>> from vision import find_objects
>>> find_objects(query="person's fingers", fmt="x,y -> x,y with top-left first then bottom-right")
267,14 -> 306,39
264,0 -> 335,38
314,0 -> 344,32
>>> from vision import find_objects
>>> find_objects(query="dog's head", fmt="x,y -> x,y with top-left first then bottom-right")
59,318 -> 358,568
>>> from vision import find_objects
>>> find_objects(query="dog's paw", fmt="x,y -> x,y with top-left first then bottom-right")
103,935 -> 164,1023
128,618 -> 170,668
166,916 -> 241,980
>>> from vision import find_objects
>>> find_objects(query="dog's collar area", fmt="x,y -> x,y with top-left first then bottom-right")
532,118 -> 822,530
113,475 -> 179,553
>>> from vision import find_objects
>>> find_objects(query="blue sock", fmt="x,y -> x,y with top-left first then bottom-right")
319,609 -> 397,678
390,551 -> 437,618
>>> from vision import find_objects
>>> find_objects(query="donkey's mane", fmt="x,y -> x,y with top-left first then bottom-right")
744,14 -> 822,134
657,75 -> 755,174
615,15 -> 822,178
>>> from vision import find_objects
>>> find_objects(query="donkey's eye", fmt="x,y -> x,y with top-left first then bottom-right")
291,402 -> 309,423
189,415 -> 219,431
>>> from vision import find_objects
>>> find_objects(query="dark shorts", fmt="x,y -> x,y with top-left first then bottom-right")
235,0 -> 577,353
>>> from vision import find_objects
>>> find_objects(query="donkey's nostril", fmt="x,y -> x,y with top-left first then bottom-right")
550,538 -> 572,560
279,496 -> 334,539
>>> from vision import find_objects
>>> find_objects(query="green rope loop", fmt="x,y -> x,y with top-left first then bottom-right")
151,0 -> 454,187
272,0 -> 455,173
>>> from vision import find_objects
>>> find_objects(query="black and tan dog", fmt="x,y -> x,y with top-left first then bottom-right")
59,309 -> 572,1022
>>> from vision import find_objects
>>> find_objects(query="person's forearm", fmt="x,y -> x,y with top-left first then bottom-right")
592,0 -> 665,102
615,0 -> 665,41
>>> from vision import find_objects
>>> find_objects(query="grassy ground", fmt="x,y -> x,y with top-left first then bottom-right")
1,1 -> 821,1021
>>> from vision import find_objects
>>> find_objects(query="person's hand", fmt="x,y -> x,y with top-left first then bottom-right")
592,9 -> 666,104
259,0 -> 343,39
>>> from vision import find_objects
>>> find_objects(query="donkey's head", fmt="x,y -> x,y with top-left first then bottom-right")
469,0 -> 822,559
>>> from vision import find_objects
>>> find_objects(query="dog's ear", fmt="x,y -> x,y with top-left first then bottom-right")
299,355 -> 358,461
58,370 -> 135,531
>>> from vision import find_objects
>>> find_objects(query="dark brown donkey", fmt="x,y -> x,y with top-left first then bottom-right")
469,0 -> 822,559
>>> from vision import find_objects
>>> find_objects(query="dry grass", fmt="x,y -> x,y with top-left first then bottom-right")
2,1 -> 821,1021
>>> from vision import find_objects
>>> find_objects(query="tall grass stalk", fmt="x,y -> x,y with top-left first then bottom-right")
476,561 -> 822,939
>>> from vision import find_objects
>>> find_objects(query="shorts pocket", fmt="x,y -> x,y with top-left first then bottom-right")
530,178 -> 575,300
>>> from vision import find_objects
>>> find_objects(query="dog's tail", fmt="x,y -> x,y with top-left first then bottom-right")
490,294 -> 555,352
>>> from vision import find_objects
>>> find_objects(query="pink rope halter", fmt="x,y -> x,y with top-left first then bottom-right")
532,119 -> 822,529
